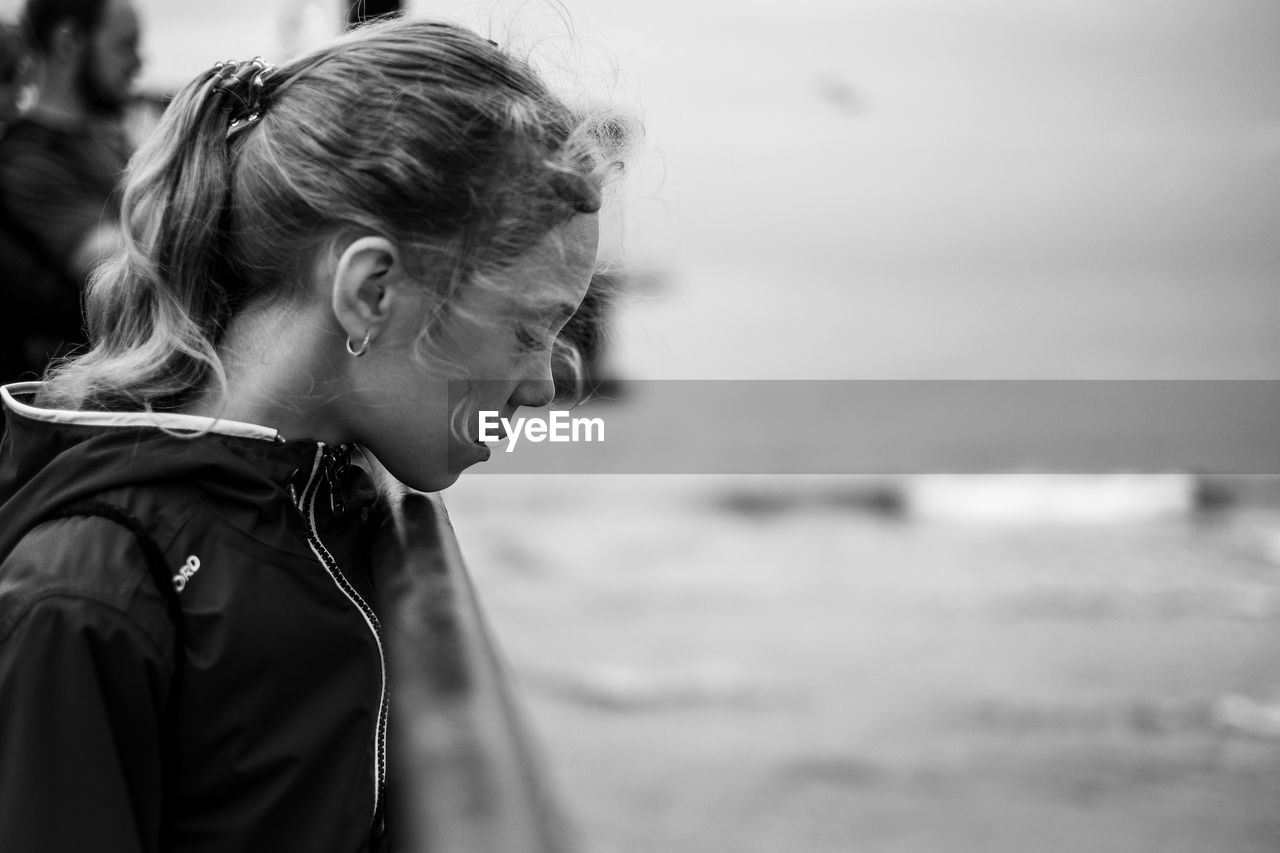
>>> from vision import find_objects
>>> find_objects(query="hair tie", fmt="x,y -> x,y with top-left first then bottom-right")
210,57 -> 275,139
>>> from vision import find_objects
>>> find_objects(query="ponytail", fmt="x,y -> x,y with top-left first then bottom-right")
41,61 -> 272,412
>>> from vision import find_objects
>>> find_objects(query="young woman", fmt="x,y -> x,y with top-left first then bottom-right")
0,18 -> 623,852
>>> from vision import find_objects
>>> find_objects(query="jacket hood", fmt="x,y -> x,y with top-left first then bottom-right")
0,382 -> 372,563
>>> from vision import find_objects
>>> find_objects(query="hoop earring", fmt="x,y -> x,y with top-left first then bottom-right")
346,330 -> 371,358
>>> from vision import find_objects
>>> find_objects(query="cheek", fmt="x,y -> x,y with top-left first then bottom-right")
98,46 -> 129,78
455,380 -> 517,422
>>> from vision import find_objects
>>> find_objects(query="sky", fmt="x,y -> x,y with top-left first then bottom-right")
3,0 -> 1278,379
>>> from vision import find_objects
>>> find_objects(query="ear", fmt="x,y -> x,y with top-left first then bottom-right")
330,236 -> 399,348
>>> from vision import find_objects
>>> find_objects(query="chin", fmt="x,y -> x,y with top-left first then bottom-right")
380,464 -> 459,494
371,438 -> 490,494
394,454 -> 492,494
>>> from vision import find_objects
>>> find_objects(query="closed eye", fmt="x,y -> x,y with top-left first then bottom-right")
514,324 -> 547,351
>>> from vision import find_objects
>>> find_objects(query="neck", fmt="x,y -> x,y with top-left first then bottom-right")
185,299 -> 347,444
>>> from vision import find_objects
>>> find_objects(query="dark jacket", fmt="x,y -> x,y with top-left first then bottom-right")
0,382 -> 388,853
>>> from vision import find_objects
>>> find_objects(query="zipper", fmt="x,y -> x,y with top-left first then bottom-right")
295,444 -> 388,828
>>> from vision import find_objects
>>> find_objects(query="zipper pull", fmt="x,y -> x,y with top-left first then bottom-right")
325,444 -> 352,517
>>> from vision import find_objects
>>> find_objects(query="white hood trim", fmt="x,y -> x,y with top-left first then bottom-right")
1,382 -> 280,442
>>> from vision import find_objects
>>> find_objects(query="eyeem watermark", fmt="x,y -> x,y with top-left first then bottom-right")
478,411 -> 605,452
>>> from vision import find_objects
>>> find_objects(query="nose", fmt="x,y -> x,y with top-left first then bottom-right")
508,369 -> 556,410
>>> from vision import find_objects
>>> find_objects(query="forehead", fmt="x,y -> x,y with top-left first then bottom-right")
520,215 -> 599,277
489,214 -> 600,311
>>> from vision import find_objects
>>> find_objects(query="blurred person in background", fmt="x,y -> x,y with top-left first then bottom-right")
0,16 -> 625,853
0,22 -> 28,128
0,0 -> 140,382
0,17 -> 78,385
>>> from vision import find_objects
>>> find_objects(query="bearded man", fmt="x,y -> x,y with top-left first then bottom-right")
0,0 -> 140,381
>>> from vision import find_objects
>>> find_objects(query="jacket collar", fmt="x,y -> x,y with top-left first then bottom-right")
0,383 -> 378,562
1,382 -> 282,442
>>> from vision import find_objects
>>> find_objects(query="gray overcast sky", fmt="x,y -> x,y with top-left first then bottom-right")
4,0 -> 1276,378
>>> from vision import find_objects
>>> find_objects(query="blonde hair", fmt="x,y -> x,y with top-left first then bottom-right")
40,18 -> 630,412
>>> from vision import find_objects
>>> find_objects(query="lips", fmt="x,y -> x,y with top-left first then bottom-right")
472,409 -> 513,448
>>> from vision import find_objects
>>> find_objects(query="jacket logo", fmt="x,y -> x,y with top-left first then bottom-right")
173,555 -> 201,593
